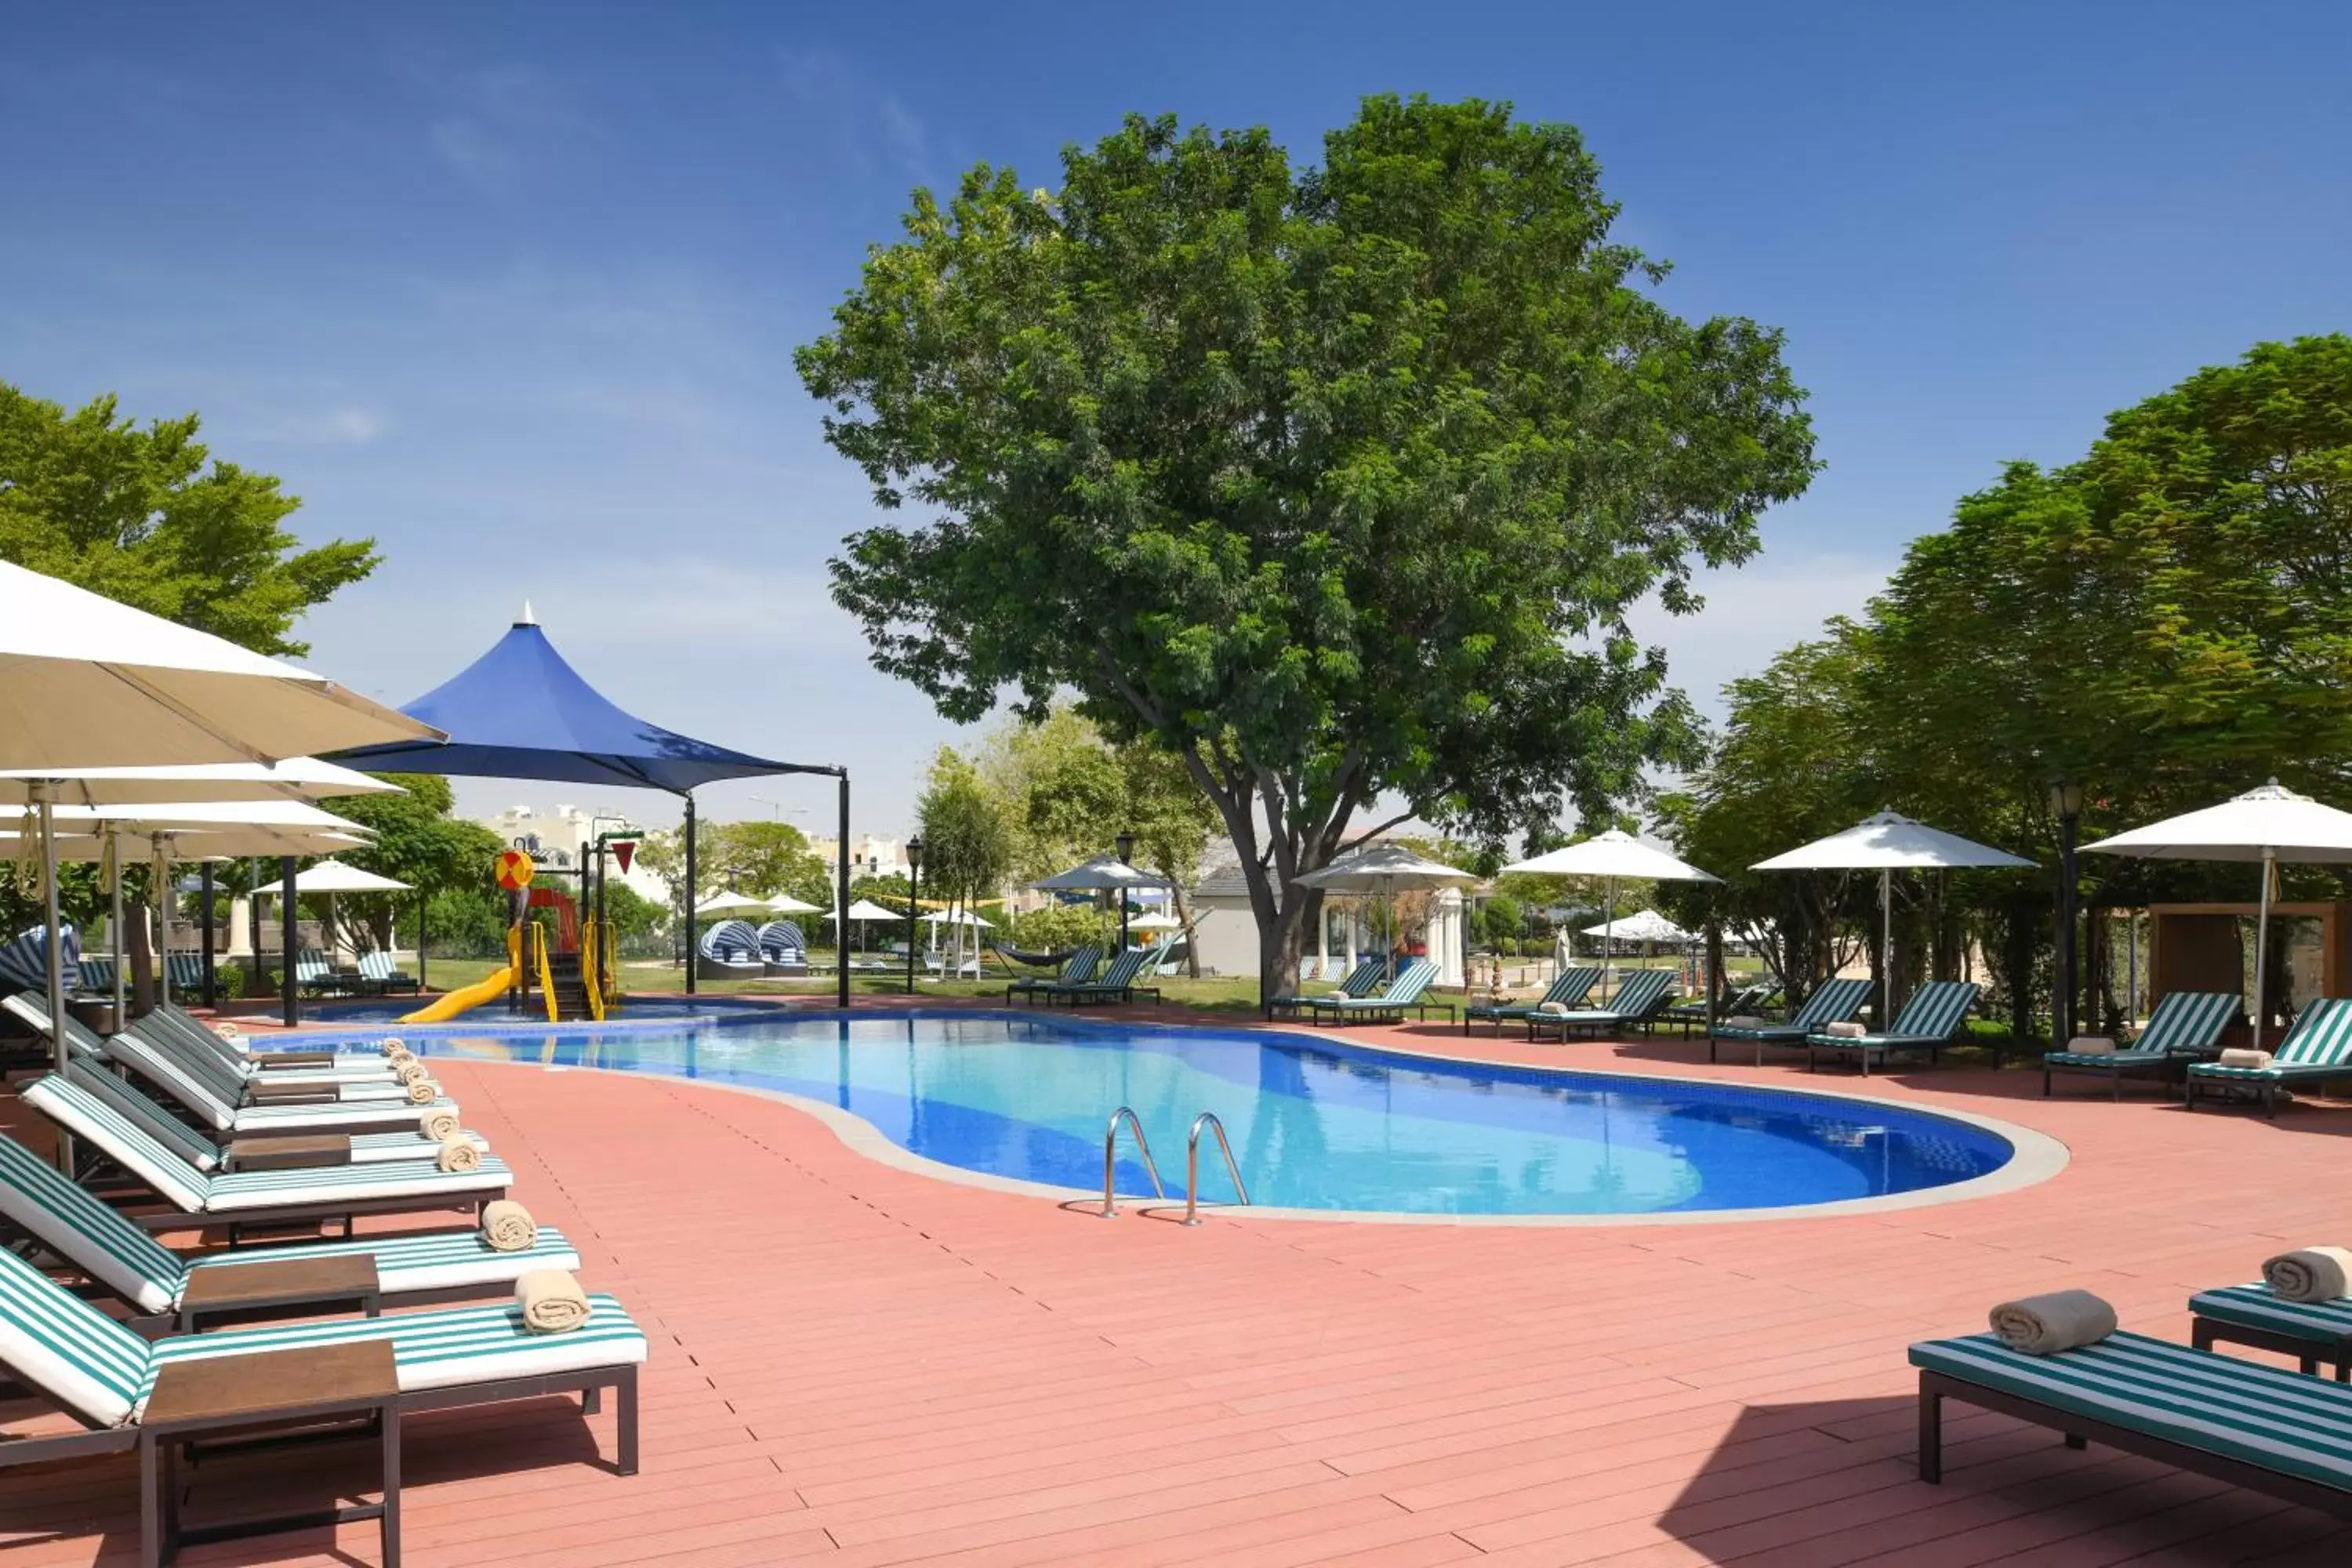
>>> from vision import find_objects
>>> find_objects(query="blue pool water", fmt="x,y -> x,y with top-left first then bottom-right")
320,1013 -> 2015,1216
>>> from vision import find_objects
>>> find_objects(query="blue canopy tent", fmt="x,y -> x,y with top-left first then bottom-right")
333,608 -> 850,1011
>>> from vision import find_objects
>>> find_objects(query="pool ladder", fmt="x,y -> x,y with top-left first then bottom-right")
1098,1107 -> 1251,1224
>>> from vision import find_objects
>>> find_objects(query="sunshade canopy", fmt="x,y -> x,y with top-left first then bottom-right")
0,561 -> 440,769
1504,829 -> 1719,883
0,757 -> 401,808
259,859 -> 412,896
827,898 -> 906,922
2080,780 -> 2352,863
764,892 -> 822,914
1751,811 -> 2034,872
1031,853 -> 1168,891
38,798 -> 371,837
694,891 -> 772,918
1581,909 -> 1690,942
921,909 -> 994,927
3,829 -> 372,861
1293,844 -> 1478,893
333,612 -> 817,793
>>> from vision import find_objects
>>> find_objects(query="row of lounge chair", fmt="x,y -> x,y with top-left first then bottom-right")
1007,940 -> 1173,1006
1915,1276 -> 2352,1519
0,992 -> 648,1562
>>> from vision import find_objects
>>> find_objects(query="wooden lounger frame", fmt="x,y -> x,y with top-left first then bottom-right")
1915,1368 -> 2352,1516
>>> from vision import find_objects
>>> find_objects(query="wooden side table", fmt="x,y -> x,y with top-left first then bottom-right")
176,1254 -> 380,1334
140,1339 -> 400,1567
223,1134 -> 352,1172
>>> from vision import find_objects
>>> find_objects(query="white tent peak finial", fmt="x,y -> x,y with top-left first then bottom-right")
516,600 -> 537,627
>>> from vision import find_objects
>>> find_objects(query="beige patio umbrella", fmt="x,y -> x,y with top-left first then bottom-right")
1294,845 -> 1478,983
0,561 -> 437,1115
1504,830 -> 1719,1000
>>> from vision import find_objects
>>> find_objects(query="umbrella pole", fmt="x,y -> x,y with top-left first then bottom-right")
2252,848 -> 2274,1052
1881,867 -> 1893,1035
109,831 -> 126,1028
152,835 -> 170,1008
34,786 -> 71,1174
1602,877 -> 1617,1001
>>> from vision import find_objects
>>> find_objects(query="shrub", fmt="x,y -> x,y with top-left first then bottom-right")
1006,904 -> 1118,953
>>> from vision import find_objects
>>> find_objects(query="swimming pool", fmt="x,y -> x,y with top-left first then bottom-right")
310,1012 -> 2056,1220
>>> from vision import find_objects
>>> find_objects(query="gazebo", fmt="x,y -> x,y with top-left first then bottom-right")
334,608 -> 854,1007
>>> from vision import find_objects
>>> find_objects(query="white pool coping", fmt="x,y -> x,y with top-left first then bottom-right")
429,1012 -> 2071,1228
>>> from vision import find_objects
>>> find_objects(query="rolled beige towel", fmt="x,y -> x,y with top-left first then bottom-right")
1824,1021 -> 1867,1039
1538,1000 -> 1573,1016
516,1269 -> 591,1333
436,1137 -> 482,1174
377,1036 -> 405,1054
2263,1247 -> 2352,1303
394,1060 -> 430,1085
1989,1289 -> 2118,1355
481,1200 -> 536,1252
1724,1014 -> 1766,1028
2066,1036 -> 2116,1055
404,1078 -> 439,1105
419,1107 -> 462,1142
388,1052 -> 417,1072
2219,1047 -> 2275,1069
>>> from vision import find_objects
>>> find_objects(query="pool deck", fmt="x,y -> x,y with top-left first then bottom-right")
7,1001 -> 2352,1565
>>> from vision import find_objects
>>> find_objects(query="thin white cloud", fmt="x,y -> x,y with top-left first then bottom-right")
775,47 -> 928,179
1627,550 -> 1895,720
420,64 -> 586,188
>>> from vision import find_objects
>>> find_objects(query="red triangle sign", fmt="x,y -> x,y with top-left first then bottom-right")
612,840 -> 636,874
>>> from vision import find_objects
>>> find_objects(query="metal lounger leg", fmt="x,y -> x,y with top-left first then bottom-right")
1918,1377 -> 1942,1484
618,1367 -> 640,1475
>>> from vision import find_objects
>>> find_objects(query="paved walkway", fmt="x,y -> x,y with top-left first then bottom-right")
5,1009 -> 2351,1566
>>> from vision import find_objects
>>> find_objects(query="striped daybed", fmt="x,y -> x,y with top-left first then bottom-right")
2041,990 -> 2239,1099
1463,967 -> 1600,1036
1911,1330 -> 2352,1515
1009,943 -> 1102,1004
1805,979 -> 1980,1075
20,1074 -> 507,1235
757,920 -> 809,977
1307,959 -> 1451,1025
696,919 -> 764,981
2186,996 -> 2352,1116
1524,966 -> 1676,1043
0,1134 -> 572,1330
0,1240 -> 641,1566
1707,975 -> 1871,1066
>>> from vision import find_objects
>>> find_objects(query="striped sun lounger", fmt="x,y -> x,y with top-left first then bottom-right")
0,1241 -> 641,1566
1524,966 -> 1677,1042
2042,990 -> 2240,1099
0,1133 -> 573,1330
126,1011 -> 405,1089
1706,975 -> 1871,1066
1269,957 -> 1386,1019
2192,1283 -> 2352,1383
1805,980 -> 1980,1076
1044,940 -> 1173,1007
1911,1330 -> 2352,1515
1462,967 -> 1600,1036
2186,996 -> 2352,1116
1009,943 -> 1102,1004
1657,981 -> 1776,1040
20,1073 -> 506,1235
1306,959 -> 1451,1025
100,1027 -> 459,1137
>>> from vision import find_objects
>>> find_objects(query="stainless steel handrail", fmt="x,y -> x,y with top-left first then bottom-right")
1183,1111 -> 1250,1225
1098,1106 -> 1165,1218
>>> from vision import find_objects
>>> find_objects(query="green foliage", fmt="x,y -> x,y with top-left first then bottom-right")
637,821 -> 830,908
325,775 -> 506,951
915,748 -> 1011,909
1478,893 -> 1523,946
1005,902 -> 1119,954
800,95 -> 1816,1000
0,381 -> 379,656
422,887 -> 510,959
593,880 -> 670,951
851,873 -> 911,906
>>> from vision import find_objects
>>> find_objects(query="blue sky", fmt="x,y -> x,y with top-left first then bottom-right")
4,2 -> 2347,838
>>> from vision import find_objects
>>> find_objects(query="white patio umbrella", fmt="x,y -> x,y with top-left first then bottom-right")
1752,810 -> 2032,1024
1295,844 -> 1478,982
1030,854 -> 1166,893
827,898 -> 906,923
0,561 -> 438,1109
693,891 -> 771,919
763,892 -> 822,914
1504,830 -> 1718,998
2081,780 -> 2352,1049
0,756 -> 401,807
921,909 -> 996,928
1581,908 -> 1690,945
256,859 -> 411,969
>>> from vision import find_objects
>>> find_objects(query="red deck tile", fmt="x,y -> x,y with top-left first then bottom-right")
6,1000 -> 2352,1565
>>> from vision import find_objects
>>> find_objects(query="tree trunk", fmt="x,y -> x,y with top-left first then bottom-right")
1167,880 -> 1203,978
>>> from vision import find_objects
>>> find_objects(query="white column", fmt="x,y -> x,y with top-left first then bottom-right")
1315,900 -> 1330,978
1432,887 -> 1465,986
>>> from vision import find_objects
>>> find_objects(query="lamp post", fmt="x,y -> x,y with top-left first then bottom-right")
904,836 -> 924,995
1115,830 -> 1136,953
2049,779 -> 2085,1043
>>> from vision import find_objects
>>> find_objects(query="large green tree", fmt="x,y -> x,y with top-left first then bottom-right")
0,383 -> 379,656
915,748 -> 1011,970
800,96 -> 1817,1003
322,775 -> 507,951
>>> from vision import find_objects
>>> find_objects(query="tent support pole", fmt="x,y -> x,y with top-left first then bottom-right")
281,855 -> 299,1028
2252,848 -> 2274,1053
683,793 -> 697,996
837,771 -> 851,1011
34,786 -> 71,1174
200,860 -> 216,1008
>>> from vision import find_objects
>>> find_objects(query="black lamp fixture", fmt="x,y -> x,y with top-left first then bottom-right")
1114,830 -> 1136,953
2047,779 -> 2085,1044
904,835 -> 925,994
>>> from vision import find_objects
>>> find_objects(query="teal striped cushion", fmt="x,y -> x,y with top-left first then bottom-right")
0,1134 -> 187,1314
103,1032 -> 238,1131
227,1094 -> 456,1133
66,1061 -> 223,1171
2193,1284 -> 2352,1345
190,1226 -> 581,1296
23,1074 -> 210,1207
2044,1049 -> 2168,1068
1887,981 -> 1977,1040
1911,1330 -> 2352,1492
0,1244 -> 150,1427
138,1294 -> 648,1415
1789,977 -> 1872,1032
2274,998 -> 2352,1066
2136,992 -> 2240,1055
205,1154 -> 510,1212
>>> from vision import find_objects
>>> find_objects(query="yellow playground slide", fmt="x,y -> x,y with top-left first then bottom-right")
398,967 -> 515,1024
